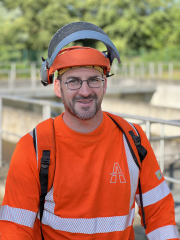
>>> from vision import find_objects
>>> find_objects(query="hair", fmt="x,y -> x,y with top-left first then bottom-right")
57,74 -> 61,81
56,67 -> 104,82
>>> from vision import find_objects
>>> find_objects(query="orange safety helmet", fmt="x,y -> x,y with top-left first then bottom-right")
40,22 -> 120,86
49,46 -> 111,78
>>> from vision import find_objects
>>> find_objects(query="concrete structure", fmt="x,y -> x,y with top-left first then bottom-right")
102,97 -> 180,136
0,78 -> 156,103
2,99 -> 180,143
151,84 -> 180,109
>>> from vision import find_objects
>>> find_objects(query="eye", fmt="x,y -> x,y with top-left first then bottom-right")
68,79 -> 81,84
89,77 -> 100,83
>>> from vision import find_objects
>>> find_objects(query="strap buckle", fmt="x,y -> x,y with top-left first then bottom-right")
132,135 -> 141,146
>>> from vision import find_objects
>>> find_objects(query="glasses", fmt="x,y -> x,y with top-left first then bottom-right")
63,77 -> 105,90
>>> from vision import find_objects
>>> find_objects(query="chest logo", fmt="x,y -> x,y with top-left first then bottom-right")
110,163 -> 126,183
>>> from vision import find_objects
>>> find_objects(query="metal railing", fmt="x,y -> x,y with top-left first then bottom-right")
0,61 -> 180,94
111,61 -> 180,82
0,95 -> 180,185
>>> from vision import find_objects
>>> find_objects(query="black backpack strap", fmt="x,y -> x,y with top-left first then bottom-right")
108,114 -> 140,170
39,150 -> 51,221
129,128 -> 147,162
108,115 -> 147,229
138,178 -> 147,229
39,150 -> 50,240
128,126 -> 147,229
33,128 -> 51,240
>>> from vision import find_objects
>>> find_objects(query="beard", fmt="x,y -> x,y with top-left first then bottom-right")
60,86 -> 103,120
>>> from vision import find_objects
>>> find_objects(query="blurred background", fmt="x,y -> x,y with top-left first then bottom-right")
0,0 -> 180,238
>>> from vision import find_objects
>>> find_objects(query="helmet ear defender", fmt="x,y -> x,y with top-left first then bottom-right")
40,22 -> 120,86
102,51 -> 114,78
40,58 -> 54,86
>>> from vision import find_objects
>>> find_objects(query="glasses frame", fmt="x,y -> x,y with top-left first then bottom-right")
63,76 -> 105,90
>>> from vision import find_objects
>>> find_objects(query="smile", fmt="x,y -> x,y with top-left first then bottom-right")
77,99 -> 93,104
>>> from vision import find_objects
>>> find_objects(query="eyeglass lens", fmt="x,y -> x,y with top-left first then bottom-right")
66,77 -> 104,90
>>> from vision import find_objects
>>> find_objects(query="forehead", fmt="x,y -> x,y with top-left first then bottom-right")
62,67 -> 102,79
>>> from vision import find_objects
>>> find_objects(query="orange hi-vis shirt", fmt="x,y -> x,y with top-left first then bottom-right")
0,112 -> 179,239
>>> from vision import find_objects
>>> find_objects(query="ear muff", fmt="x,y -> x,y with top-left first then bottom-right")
40,59 -> 54,86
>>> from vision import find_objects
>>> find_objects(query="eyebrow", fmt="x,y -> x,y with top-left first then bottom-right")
66,75 -> 101,80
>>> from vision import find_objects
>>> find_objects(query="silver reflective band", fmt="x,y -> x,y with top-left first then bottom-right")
135,180 -> 170,207
44,187 -> 55,214
39,208 -> 135,234
64,77 -> 105,90
147,225 -> 180,239
29,129 -> 38,169
0,205 -> 36,228
123,134 -> 139,210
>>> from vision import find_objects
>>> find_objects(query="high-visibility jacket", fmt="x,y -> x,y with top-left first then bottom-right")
0,112 -> 179,240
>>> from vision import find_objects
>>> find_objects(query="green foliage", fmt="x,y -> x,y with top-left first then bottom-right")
141,46 -> 180,61
0,0 -> 180,61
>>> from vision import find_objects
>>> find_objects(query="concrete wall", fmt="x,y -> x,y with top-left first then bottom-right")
2,98 -> 180,142
2,107 -> 43,143
102,97 -> 180,136
151,84 -> 180,109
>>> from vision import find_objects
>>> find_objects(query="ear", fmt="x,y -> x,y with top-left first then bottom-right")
103,77 -> 107,95
54,79 -> 62,98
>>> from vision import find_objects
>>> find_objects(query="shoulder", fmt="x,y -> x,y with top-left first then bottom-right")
17,118 -> 55,153
104,111 -> 142,133
15,132 -> 35,158
7,132 -> 39,184
132,123 -> 148,140
15,117 -> 55,167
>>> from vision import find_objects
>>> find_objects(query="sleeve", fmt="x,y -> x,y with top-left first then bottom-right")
0,134 -> 40,239
134,124 -> 180,240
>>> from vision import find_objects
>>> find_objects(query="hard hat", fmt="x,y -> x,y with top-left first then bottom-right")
40,21 -> 121,86
49,46 -> 111,77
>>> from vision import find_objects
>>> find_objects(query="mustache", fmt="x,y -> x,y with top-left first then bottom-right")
73,94 -> 98,101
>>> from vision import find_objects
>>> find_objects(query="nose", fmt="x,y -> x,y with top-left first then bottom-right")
78,80 -> 92,96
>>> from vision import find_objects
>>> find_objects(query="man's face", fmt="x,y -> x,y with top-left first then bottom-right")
56,67 -> 107,120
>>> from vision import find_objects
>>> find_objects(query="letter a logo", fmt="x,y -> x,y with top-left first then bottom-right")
110,163 -> 126,183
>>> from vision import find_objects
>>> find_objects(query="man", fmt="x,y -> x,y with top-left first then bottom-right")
0,22 -> 179,240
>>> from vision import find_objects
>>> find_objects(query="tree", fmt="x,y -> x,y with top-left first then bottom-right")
0,0 -> 180,61
0,0 -> 81,60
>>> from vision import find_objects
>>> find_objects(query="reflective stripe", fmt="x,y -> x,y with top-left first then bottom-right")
29,131 -> 33,137
123,135 -> 139,210
135,180 -> 170,207
38,208 -> 135,234
35,127 -> 38,168
147,225 -> 180,239
29,128 -> 38,168
0,205 -> 36,228
44,187 -> 55,214
128,122 -> 138,135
